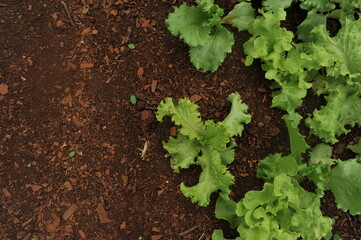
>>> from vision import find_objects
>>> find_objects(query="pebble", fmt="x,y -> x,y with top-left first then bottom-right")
257,122 -> 264,127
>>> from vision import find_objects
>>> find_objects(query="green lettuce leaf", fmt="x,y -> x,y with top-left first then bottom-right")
244,8 -> 293,66
348,140 -> 361,156
311,18 -> 361,79
297,10 -> 327,42
190,25 -> 234,72
180,147 -> 235,206
257,154 -> 299,181
222,2 -> 255,31
271,79 -> 308,113
166,3 -> 211,47
222,92 -> 252,137
156,97 -> 204,139
282,112 -> 309,161
333,0 -> 361,12
326,159 -> 361,215
262,0 -> 294,10
299,144 -> 335,196
162,134 -> 201,173
195,0 -> 215,12
215,192 -> 241,228
306,86 -> 361,143
299,0 -> 336,12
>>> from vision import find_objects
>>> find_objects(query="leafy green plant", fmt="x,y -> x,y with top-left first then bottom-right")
213,115 -> 361,239
299,142 -> 361,215
242,0 -> 361,142
156,93 -> 251,206
213,174 -> 333,240
166,0 -> 254,72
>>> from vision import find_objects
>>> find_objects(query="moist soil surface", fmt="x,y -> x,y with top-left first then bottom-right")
0,1 -> 360,239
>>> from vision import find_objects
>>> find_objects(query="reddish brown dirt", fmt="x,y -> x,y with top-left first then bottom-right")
0,1 -> 360,240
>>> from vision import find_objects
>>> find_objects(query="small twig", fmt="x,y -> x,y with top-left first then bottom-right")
197,232 -> 205,240
134,95 -> 149,103
140,141 -> 149,160
61,1 -> 75,26
179,225 -> 198,236
145,106 -> 157,110
121,26 -> 133,45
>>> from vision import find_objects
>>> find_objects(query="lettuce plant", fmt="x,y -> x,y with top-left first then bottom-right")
242,0 -> 361,143
213,174 -> 333,240
166,0 -> 254,72
212,114 -> 361,239
157,93 -> 251,206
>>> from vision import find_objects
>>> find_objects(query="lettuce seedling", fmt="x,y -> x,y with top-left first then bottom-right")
157,93 -> 251,206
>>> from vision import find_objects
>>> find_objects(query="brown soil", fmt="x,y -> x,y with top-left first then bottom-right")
0,1 -> 360,239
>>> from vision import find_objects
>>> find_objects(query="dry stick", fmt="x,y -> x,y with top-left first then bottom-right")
197,232 -> 205,240
141,141 -> 149,160
121,26 -> 133,45
179,225 -> 198,236
61,1 -> 75,26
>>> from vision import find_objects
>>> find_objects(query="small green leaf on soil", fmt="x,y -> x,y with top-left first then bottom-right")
128,43 -> 135,49
27,163 -> 31,167
130,95 -> 137,105
69,151 -> 76,158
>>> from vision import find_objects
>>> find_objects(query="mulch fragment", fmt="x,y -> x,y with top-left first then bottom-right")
63,204 -> 77,221
96,203 -> 111,223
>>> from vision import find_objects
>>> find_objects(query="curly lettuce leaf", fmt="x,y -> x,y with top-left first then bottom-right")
297,10 -> 327,42
222,92 -> 252,137
306,86 -> 361,143
190,25 -> 234,72
326,159 -> 361,215
299,0 -> 336,12
166,3 -> 211,47
222,2 -> 255,31
215,192 -> 241,229
201,120 -> 230,150
157,97 -> 204,139
333,0 -> 361,12
311,18 -> 361,79
163,134 -> 201,173
195,0 -> 215,12
257,154 -> 299,181
283,112 -> 310,160
180,147 -> 235,206
271,79 -> 308,113
299,144 -> 335,196
262,0 -> 294,10
348,140 -> 361,156
244,8 -> 293,66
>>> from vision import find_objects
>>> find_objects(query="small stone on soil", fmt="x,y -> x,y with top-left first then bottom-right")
0,83 -> 9,95
190,94 -> 202,103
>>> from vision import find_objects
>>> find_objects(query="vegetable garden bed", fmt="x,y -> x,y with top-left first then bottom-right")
1,0 -> 360,239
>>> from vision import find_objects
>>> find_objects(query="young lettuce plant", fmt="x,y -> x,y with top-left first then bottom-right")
212,114 -> 333,240
243,0 -> 361,142
299,142 -> 361,215
156,93 -> 251,206
213,174 -> 333,240
166,0 -> 255,72
212,114 -> 361,239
